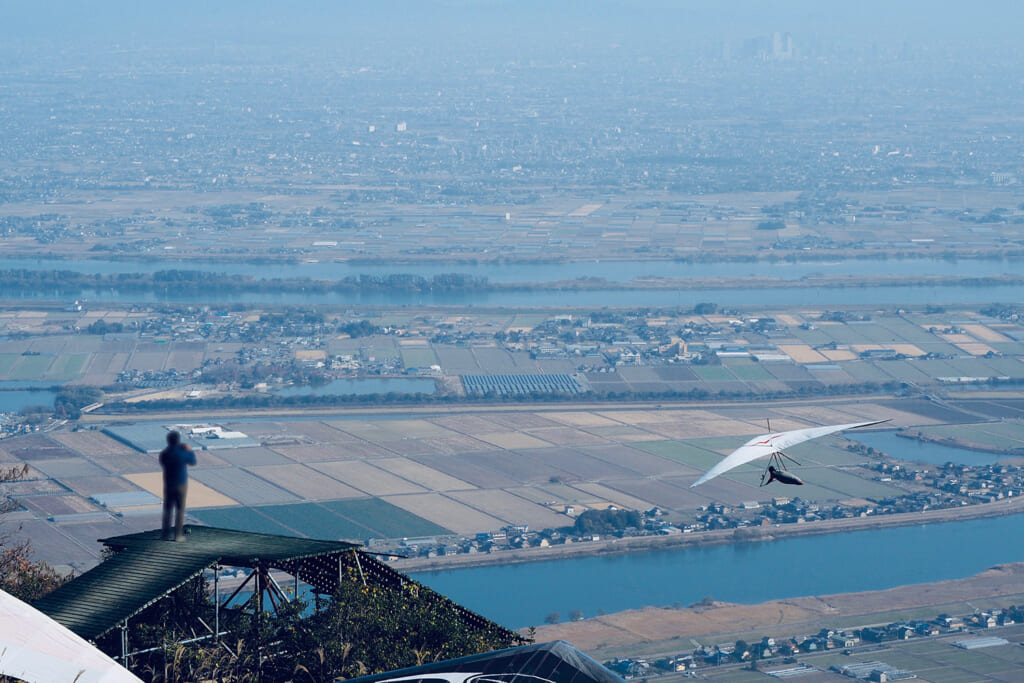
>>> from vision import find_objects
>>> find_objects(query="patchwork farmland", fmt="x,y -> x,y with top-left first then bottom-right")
2,394 -> 1019,574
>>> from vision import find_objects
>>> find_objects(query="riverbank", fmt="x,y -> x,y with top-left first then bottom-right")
394,495 -> 1024,573
75,392 -> 893,425
5,269 -> 1024,297
899,429 -> 1024,457
531,562 -> 1024,660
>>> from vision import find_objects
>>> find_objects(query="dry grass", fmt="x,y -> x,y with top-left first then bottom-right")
955,342 -> 997,356
50,431 -> 137,457
851,343 -> 925,356
475,432 -> 553,449
382,419 -> 458,439
778,344 -> 828,363
371,458 -> 476,492
646,418 -> 762,440
834,402 -> 943,426
127,351 -> 170,372
567,203 -> 603,216
430,414 -> 505,436
123,389 -> 189,403
543,411 -> 622,427
271,443 -> 360,462
938,332 -> 977,343
523,427 -> 610,446
310,460 -> 428,496
125,472 -> 237,508
447,489 -> 569,529
777,405 -> 871,426
890,343 -> 926,356
963,324 -> 1011,343
417,434 -> 497,454
381,492 -> 506,534
571,482 -> 656,512
246,464 -> 365,499
820,348 -> 858,361
532,563 -> 1024,654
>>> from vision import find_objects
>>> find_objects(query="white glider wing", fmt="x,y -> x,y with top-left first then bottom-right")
0,588 -> 143,683
690,419 -> 888,487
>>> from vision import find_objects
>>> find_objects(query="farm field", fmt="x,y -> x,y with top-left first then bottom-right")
914,422 -> 1024,451
4,393 -> 1021,574
3,303 -> 1023,409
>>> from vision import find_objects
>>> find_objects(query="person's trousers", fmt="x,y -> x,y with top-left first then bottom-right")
162,483 -> 188,540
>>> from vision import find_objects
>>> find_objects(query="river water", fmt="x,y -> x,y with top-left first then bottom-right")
4,255 -> 1024,307
10,283 -> 1024,308
0,390 -> 57,413
2,256 -> 1018,283
411,512 -> 1024,629
0,382 -> 59,413
851,431 -> 1008,467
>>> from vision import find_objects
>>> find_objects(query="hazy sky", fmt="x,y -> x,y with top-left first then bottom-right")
2,1 -> 1023,50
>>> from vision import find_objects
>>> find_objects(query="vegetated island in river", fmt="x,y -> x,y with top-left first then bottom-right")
3,268 -> 1024,296
391,495 -> 1024,573
47,245 -> 1024,266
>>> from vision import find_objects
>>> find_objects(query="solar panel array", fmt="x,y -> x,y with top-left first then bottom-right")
461,373 -> 583,396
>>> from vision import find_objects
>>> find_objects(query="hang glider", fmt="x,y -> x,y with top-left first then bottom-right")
0,588 -> 143,683
690,419 -> 889,488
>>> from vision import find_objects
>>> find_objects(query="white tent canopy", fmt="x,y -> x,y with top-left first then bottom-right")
0,588 -> 142,683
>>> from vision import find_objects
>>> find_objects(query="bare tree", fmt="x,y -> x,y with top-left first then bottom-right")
0,463 -> 66,601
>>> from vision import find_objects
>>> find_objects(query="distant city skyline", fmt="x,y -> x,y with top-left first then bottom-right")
2,1 -> 1023,52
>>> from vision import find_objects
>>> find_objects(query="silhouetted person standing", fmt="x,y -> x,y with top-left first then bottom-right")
160,430 -> 196,541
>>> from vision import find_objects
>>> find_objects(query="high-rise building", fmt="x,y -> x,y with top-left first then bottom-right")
772,32 -> 794,59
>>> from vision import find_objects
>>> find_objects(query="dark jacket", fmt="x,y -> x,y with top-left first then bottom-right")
159,443 -> 197,487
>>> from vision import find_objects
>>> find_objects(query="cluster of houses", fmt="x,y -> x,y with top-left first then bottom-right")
373,524 -> 609,559
607,606 -> 1024,678
377,457 -> 1024,559
32,298 -> 1024,411
116,367 -> 191,389
689,460 -> 1024,534
0,416 -> 40,439
92,300 -> 1017,404
869,460 -> 1024,506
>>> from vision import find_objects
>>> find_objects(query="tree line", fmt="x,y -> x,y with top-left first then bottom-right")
99,379 -> 912,415
0,269 -> 491,294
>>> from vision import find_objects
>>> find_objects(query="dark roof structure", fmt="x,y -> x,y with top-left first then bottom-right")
33,525 -> 515,645
347,640 -> 625,683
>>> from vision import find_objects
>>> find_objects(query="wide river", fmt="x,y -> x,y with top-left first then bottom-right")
4,256 -> 1024,307
2,255 -> 1018,283
411,512 -> 1024,630
413,436 -> 1023,630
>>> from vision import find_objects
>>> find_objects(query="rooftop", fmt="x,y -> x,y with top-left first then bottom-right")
32,526 -> 361,640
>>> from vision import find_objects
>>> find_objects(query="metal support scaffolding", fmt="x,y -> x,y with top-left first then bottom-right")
33,526 -> 524,664
213,564 -> 220,645
354,550 -> 367,587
